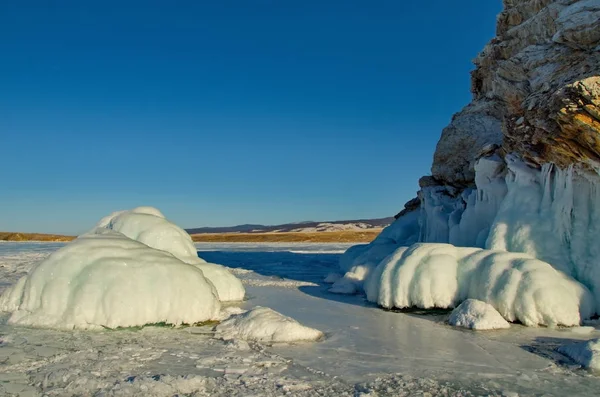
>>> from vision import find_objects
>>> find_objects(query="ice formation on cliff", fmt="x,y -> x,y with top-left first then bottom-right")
334,156 -> 600,324
362,243 -> 593,327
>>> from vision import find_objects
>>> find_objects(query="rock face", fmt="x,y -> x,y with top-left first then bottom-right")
433,0 -> 600,187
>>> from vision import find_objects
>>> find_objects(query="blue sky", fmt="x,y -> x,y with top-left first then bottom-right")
0,1 -> 502,234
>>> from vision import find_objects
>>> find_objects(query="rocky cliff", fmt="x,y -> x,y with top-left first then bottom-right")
335,0 -> 600,311
432,0 -> 599,188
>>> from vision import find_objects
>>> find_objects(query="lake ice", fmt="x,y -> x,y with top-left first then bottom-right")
1,241 -> 600,396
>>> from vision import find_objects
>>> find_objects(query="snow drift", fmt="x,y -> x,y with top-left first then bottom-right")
362,243 -> 593,327
214,307 -> 324,343
448,299 -> 510,330
0,207 -> 244,329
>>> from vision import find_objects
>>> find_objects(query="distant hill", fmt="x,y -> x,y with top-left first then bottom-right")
186,217 -> 394,234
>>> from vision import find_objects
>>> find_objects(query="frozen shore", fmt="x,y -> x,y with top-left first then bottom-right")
1,242 -> 599,396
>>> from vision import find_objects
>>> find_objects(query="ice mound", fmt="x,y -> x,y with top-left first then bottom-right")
448,299 -> 510,330
96,207 -> 244,302
0,231 -> 221,329
323,272 -> 342,284
0,206 -> 245,329
96,206 -> 202,264
558,338 -> 600,371
331,242 -> 400,294
362,243 -> 594,327
214,307 -> 324,343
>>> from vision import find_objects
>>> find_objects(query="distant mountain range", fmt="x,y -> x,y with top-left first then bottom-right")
186,217 -> 394,234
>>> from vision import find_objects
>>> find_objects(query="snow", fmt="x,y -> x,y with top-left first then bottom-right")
558,338 -> 600,371
1,242 -> 600,396
362,243 -> 593,327
214,306 -> 324,343
289,222 -> 377,232
448,299 -> 510,330
0,231 -> 221,329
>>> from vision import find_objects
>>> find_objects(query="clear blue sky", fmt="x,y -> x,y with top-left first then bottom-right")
0,1 -> 502,234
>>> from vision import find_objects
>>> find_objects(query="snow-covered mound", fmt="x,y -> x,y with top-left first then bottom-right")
214,307 -> 324,343
361,243 -> 593,327
558,338 -> 600,371
97,207 -> 245,302
448,299 -> 510,330
0,206 -> 245,329
0,231 -> 221,329
289,222 -> 375,232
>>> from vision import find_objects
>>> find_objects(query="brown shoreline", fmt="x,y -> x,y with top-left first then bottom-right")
1,230 -> 381,243
190,230 -> 381,243
0,232 -> 76,242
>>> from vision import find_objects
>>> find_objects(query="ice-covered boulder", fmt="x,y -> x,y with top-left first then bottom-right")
362,243 -> 594,327
96,207 -> 245,302
0,231 -> 221,329
0,206 -> 245,329
214,307 -> 324,343
448,299 -> 510,330
558,338 -> 600,371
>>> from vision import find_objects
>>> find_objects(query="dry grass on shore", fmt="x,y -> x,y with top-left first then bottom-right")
0,232 -> 76,242
191,229 -> 382,243
1,229 -> 382,244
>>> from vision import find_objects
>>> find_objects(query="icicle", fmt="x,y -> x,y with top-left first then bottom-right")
540,163 -> 553,212
551,165 -> 574,245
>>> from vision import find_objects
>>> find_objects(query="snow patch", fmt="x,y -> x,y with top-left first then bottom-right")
448,299 -> 510,330
214,306 -> 324,343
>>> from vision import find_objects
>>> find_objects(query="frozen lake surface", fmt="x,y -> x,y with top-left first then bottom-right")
1,242 -> 599,396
